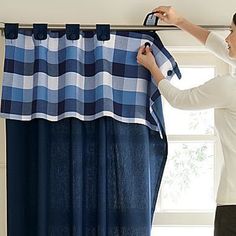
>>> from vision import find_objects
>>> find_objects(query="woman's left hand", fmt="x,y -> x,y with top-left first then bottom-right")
137,45 -> 158,72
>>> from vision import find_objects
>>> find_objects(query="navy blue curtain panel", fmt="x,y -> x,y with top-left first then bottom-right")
1,28 -> 181,236
7,117 -> 166,236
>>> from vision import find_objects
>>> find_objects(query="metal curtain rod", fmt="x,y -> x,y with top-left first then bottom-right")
0,23 -> 230,31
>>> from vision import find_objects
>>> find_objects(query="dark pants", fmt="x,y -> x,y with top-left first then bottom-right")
214,205 -> 236,236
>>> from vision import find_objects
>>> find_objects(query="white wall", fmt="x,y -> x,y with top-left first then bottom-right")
0,0 -> 235,25
0,0 -> 234,47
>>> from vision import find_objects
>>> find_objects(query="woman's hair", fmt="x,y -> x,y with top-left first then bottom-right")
233,13 -> 236,25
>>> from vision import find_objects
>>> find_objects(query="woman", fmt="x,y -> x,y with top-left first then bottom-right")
137,6 -> 236,236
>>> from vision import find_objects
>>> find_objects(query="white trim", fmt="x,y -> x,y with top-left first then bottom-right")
230,65 -> 236,76
167,135 -> 217,142
0,111 -> 160,132
153,212 -> 214,226
0,163 -> 6,168
167,46 -> 207,53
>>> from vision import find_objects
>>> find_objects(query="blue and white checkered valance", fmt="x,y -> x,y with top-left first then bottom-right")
0,29 -> 181,132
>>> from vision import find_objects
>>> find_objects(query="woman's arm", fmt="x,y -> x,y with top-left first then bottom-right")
153,6 -> 236,66
205,32 -> 236,67
137,46 -> 232,110
157,77 -> 232,110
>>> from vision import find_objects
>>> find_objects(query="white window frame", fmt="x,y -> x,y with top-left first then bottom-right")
152,51 -> 230,227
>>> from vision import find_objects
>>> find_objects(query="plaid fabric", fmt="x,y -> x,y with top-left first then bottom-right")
0,29 -> 181,132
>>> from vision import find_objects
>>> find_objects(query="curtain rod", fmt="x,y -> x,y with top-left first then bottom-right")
0,23 -> 230,31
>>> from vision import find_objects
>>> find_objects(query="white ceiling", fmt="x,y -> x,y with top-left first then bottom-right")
0,0 -> 235,25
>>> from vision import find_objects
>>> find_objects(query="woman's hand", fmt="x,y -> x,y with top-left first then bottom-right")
137,45 -> 165,85
153,6 -> 210,44
136,45 -> 158,73
152,6 -> 184,26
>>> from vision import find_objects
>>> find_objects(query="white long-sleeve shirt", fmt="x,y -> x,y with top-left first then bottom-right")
158,32 -> 236,205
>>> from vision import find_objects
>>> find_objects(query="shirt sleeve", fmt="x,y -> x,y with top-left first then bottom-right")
158,76 -> 232,110
205,32 -> 236,67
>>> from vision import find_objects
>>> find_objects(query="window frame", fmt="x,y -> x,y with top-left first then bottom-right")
152,51 -> 230,227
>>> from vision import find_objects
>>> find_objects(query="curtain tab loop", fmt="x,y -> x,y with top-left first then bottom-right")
4,23 -> 19,40
33,24 -> 48,40
66,24 -> 80,40
96,24 -> 110,41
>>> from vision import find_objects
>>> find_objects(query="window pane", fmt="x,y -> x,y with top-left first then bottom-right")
157,142 -> 215,211
163,67 -> 215,135
171,67 -> 215,89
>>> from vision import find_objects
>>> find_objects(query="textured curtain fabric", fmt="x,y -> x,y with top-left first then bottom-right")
7,117 -> 166,236
1,28 -> 181,236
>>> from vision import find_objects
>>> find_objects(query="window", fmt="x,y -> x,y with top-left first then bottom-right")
151,52 -> 229,236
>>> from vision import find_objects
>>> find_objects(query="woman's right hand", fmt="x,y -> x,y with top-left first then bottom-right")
152,6 -> 184,26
